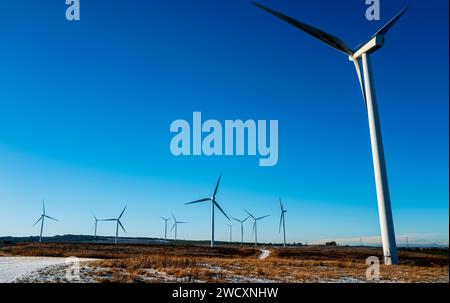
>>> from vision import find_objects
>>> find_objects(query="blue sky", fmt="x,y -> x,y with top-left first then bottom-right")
0,0 -> 448,245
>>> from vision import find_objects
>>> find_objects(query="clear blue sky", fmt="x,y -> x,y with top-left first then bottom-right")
0,0 -> 448,245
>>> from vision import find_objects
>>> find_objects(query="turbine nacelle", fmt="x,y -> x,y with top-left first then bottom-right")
350,35 -> 384,61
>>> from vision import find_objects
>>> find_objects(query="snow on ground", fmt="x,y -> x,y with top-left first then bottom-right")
258,249 -> 271,260
3,256 -> 446,283
0,257 -> 96,283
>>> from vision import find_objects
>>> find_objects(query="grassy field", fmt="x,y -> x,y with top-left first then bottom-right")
0,243 -> 448,283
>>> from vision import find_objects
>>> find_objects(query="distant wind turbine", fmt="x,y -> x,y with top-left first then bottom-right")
244,209 -> 269,246
103,206 -> 127,244
252,0 -> 411,265
171,213 -> 187,240
161,217 -> 170,240
92,213 -> 101,238
186,173 -> 230,247
278,199 -> 287,247
226,224 -> 232,243
33,200 -> 58,243
231,216 -> 250,245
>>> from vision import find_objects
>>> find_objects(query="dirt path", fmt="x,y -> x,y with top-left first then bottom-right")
258,249 -> 271,260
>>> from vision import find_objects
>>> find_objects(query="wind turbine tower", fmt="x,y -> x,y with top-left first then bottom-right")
279,199 -> 287,247
161,217 -> 170,240
231,216 -> 250,245
227,224 -> 232,243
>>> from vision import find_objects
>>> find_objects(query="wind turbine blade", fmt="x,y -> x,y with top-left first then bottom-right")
178,221 -> 187,224
185,198 -> 211,205
244,209 -> 255,219
353,59 -> 367,109
373,3 -> 411,37
279,198 -> 283,211
45,215 -> 58,221
118,220 -> 127,234
243,215 -> 251,222
42,200 -> 45,215
171,213 -> 176,221
213,173 -> 222,197
102,218 -> 116,221
170,223 -> 176,232
252,222 -> 256,235
214,200 -> 230,221
252,1 -> 353,56
231,217 -> 241,223
118,206 -> 127,219
256,214 -> 270,220
33,216 -> 43,227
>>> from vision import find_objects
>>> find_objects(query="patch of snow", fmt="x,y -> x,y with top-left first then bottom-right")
258,249 -> 271,260
0,256 -> 96,283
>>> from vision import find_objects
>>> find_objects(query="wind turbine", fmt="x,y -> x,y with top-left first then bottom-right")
279,198 -> 287,247
186,173 -> 230,247
92,213 -> 100,238
244,209 -> 269,246
103,206 -> 127,244
252,1 -> 410,265
171,213 -> 187,240
33,200 -> 58,243
231,216 -> 250,245
161,216 -> 170,240
226,224 -> 232,243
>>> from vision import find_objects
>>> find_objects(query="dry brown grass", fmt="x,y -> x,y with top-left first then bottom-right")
91,247 -> 449,283
1,243 -> 447,283
0,242 -> 257,259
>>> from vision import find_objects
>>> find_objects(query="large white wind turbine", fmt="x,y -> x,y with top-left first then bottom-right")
161,216 -> 170,240
244,209 -> 269,246
171,213 -> 187,240
279,199 -> 287,247
252,1 -> 411,265
231,216 -> 250,245
104,206 -> 127,244
33,200 -> 58,243
186,173 -> 230,247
